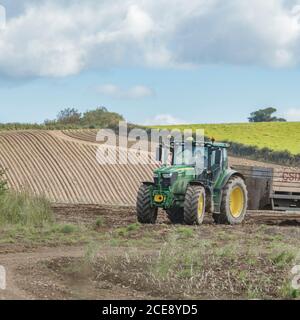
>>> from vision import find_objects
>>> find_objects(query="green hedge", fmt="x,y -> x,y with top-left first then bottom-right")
225,140 -> 300,167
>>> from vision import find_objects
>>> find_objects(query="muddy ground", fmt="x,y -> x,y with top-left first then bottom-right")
0,205 -> 300,300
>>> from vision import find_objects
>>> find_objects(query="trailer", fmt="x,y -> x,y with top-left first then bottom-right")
232,165 -> 300,212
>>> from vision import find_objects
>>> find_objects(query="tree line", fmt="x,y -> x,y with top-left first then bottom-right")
0,107 -> 125,131
45,107 -> 124,129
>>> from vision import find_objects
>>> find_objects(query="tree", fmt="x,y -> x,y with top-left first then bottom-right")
81,107 -> 124,128
56,108 -> 82,125
248,107 -> 286,122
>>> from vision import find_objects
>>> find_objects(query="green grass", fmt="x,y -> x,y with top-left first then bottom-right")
114,223 -> 141,237
0,191 -> 104,246
152,122 -> 300,155
0,191 -> 54,227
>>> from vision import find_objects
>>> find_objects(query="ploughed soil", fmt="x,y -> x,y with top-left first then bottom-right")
0,205 -> 300,300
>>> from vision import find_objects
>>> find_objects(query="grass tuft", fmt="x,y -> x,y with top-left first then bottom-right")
59,224 -> 77,234
176,226 -> 194,238
0,191 -> 54,227
270,250 -> 296,268
94,217 -> 104,228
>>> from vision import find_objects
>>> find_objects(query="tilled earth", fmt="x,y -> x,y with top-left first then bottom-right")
0,205 -> 300,300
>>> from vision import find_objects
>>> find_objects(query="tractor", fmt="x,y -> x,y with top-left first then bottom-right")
136,139 -> 248,225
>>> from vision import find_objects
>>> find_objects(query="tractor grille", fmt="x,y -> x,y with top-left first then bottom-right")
162,173 -> 178,188
162,177 -> 171,188
154,173 -> 178,188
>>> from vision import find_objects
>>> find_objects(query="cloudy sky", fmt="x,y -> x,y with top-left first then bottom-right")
1,0 -> 300,124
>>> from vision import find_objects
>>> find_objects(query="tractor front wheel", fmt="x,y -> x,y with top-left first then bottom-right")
213,176 -> 248,225
184,185 -> 206,225
136,185 -> 158,224
166,208 -> 184,224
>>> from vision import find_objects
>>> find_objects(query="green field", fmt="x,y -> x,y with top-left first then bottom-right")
153,122 -> 300,155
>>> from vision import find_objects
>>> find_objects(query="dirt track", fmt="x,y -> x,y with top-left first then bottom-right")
52,203 -> 300,226
0,204 -> 299,300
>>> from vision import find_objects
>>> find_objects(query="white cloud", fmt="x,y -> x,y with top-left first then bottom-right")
96,84 -> 154,99
285,108 -> 300,121
0,5 -> 5,30
144,114 -> 187,125
2,0 -> 300,77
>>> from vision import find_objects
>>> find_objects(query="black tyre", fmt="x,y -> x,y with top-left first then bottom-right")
166,207 -> 184,224
136,184 -> 158,224
184,185 -> 206,225
213,176 -> 248,225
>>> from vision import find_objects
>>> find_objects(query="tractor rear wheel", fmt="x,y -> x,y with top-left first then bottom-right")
166,208 -> 184,224
136,184 -> 158,224
213,176 -> 248,225
184,185 -> 206,225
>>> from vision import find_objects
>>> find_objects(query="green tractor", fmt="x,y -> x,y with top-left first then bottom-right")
136,139 -> 248,225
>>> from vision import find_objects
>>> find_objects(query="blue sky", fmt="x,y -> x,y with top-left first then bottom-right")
1,0 -> 300,125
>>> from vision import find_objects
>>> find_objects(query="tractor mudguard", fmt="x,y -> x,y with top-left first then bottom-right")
219,170 -> 245,190
189,180 -> 210,193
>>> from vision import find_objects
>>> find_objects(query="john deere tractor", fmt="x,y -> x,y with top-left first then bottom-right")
136,139 -> 248,225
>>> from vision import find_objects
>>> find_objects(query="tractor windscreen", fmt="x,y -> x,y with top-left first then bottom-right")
173,144 -> 207,169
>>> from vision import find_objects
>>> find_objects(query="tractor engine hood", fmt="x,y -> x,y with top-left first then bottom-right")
154,166 -> 195,177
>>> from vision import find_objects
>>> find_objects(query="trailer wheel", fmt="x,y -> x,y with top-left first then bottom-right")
184,185 -> 206,225
214,176 -> 248,225
136,184 -> 158,224
166,208 -> 184,224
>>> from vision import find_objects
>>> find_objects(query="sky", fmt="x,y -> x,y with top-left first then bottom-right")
1,0 -> 300,125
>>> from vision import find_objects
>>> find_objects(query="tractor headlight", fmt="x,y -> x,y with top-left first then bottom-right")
162,173 -> 173,178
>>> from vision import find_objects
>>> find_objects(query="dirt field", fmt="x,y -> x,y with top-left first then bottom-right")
0,205 -> 299,300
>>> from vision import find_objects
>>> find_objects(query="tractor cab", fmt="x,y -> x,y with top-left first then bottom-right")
157,140 -> 229,183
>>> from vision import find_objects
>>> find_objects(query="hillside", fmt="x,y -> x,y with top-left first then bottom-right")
154,122 -> 300,155
0,129 -> 285,205
0,130 -> 155,205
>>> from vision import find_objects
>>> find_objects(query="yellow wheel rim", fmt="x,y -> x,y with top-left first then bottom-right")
229,186 -> 244,218
198,193 -> 204,217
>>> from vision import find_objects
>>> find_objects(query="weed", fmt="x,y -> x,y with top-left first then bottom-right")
0,191 -> 53,227
176,226 -> 194,238
94,217 -> 104,228
114,223 -> 141,237
59,224 -> 77,234
126,223 -> 140,232
270,250 -> 295,267
0,168 -> 8,196
215,244 -> 238,260
84,241 -> 100,265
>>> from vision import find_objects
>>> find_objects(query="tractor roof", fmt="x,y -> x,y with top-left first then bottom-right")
161,140 -> 230,149
204,142 -> 230,148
